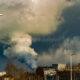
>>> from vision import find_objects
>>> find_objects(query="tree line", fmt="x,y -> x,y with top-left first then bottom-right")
4,62 -> 44,80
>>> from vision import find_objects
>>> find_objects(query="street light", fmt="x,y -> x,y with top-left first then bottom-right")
64,49 -> 75,80
64,46 -> 76,80
70,52 -> 77,80
70,53 -> 72,80
64,38 -> 80,80
64,49 -> 73,80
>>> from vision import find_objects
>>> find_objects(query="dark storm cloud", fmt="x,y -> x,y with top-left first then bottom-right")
58,2 -> 80,38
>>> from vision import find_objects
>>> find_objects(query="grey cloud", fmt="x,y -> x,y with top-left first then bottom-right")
37,37 -> 80,66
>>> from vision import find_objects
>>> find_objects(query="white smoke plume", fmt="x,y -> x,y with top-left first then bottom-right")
38,37 -> 80,66
3,32 -> 38,70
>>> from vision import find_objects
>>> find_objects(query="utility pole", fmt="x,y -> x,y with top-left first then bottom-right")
70,53 -> 72,80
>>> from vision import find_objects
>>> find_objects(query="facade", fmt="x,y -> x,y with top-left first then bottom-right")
36,64 -> 58,80
58,64 -> 66,71
57,71 -> 80,80
42,64 -> 66,80
44,69 -> 57,80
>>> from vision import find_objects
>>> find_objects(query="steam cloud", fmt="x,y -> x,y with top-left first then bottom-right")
4,32 -> 38,70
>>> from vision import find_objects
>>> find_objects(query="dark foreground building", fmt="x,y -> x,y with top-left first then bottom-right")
36,64 -> 80,80
57,70 -> 80,80
0,64 -> 80,80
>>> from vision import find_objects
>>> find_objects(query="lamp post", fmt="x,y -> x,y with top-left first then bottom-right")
64,48 -> 76,80
70,53 -> 72,80
64,38 -> 79,80
70,52 -> 76,80
64,49 -> 73,80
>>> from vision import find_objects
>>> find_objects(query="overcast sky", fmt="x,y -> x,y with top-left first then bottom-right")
0,0 -> 80,71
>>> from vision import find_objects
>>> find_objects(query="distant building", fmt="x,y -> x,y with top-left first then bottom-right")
36,64 -> 58,80
58,64 -> 66,71
52,64 -> 58,70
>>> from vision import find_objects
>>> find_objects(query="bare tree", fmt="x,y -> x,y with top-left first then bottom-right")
5,62 -> 26,80
5,62 -> 18,77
